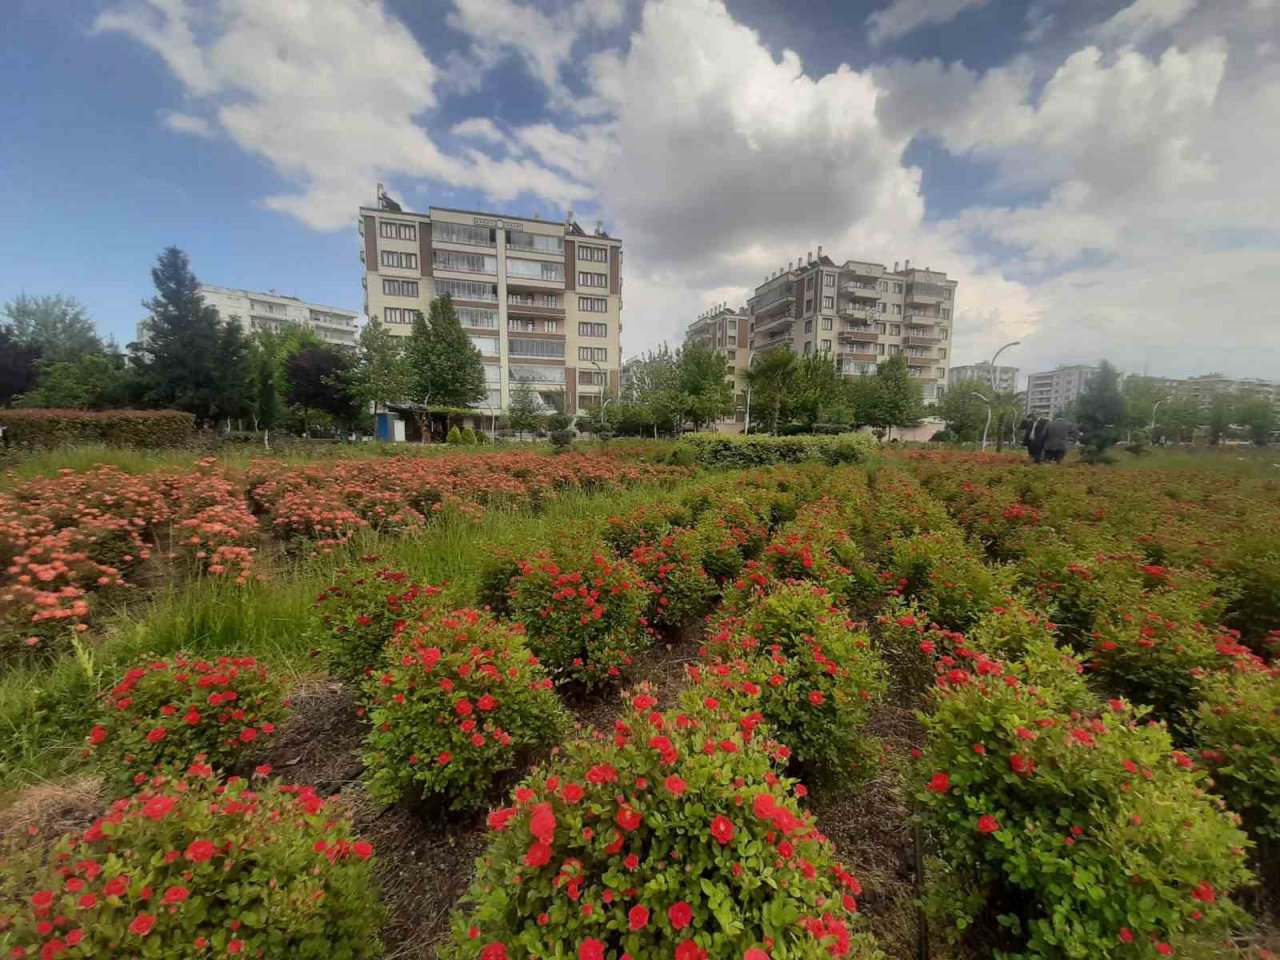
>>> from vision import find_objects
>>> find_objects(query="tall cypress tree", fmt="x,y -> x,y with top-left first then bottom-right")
131,247 -> 250,424
406,295 -> 486,409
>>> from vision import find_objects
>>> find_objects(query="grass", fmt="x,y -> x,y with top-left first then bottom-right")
0,478 -> 692,794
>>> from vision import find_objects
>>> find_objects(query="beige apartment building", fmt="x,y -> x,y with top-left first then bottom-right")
748,250 -> 955,404
199,284 -> 358,347
1178,373 -> 1279,411
686,303 -> 750,430
949,362 -> 1019,394
1025,365 -> 1097,418
358,193 -> 622,415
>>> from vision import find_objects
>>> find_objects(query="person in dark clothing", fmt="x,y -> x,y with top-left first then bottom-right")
1018,416 -> 1037,460
1041,415 -> 1073,463
1030,417 -> 1050,463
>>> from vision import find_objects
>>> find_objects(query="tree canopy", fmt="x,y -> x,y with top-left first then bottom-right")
406,296 -> 487,409
2,294 -> 103,364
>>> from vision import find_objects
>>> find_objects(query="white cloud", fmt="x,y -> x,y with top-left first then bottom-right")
451,117 -> 506,144
1094,0 -> 1199,44
161,111 -> 213,138
96,0 -> 590,230
867,0 -> 991,45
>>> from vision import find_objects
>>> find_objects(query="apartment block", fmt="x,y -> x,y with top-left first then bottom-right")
199,284 -> 358,347
1025,365 -> 1098,418
358,191 -> 622,415
686,303 -> 750,430
1177,373 -> 1280,410
949,362 -> 1018,394
748,250 -> 956,404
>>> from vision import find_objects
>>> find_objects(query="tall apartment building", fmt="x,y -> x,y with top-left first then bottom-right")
686,303 -> 750,430
199,284 -> 358,347
748,250 -> 956,403
1025,365 -> 1098,418
358,191 -> 622,415
1178,373 -> 1279,410
949,363 -> 1018,394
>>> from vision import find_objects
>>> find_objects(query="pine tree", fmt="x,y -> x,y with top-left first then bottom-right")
406,295 -> 486,409
130,247 -> 250,424
867,354 -> 924,438
1076,360 -> 1126,455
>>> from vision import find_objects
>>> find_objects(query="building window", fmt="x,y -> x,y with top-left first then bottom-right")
379,220 -> 416,241
509,364 -> 565,384
822,317 -> 833,331
804,319 -> 813,333
379,250 -> 418,269
892,304 -> 902,315
456,307 -> 499,329
578,271 -> 608,288
821,339 -> 832,353
579,346 -> 607,362
806,275 -> 815,290
577,244 -> 608,262
878,281 -> 888,291
942,307 -> 951,319
804,298 -> 813,314
727,349 -> 737,359
939,348 -> 947,359
507,257 -> 565,282
509,292 -> 562,308
874,322 -> 886,333
432,222 -> 494,246
434,249 -> 497,275
893,282 -> 903,293
877,343 -> 886,355
578,322 -> 607,337
823,274 -> 835,288
578,296 -> 608,312
878,302 -> 887,312
822,296 -> 834,311
382,279 -> 419,297
436,278 -> 498,302
803,341 -> 812,355
509,338 -> 566,359
382,306 -> 416,324
890,324 -> 901,335
579,369 -> 607,385
469,335 -> 499,356
507,231 -> 564,255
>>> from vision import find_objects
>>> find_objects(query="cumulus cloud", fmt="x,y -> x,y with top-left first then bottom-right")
95,0 -> 590,230
1094,0 -> 1199,44
161,111 -> 214,138
867,0 -> 991,44
451,117 -> 507,144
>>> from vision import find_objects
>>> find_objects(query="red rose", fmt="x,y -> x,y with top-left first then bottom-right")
185,840 -> 216,863
488,807 -> 517,831
145,727 -> 167,743
926,772 -> 951,793
560,783 -> 585,803
675,940 -> 707,960
664,775 -> 686,796
629,905 -> 650,930
128,913 -> 156,937
161,885 -> 189,904
140,796 -> 177,821
579,939 -> 605,960
1118,929 -> 1134,943
523,841 -> 552,868
89,725 -> 108,745
353,841 -> 373,860
977,815 -> 1000,834
808,691 -> 825,706
530,803 -> 557,844
228,940 -> 245,954
616,805 -> 642,832
480,944 -> 509,960
709,815 -> 735,845
669,901 -> 693,930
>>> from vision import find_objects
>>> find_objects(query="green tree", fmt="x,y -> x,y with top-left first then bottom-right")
285,344 -> 357,434
407,296 -> 486,409
615,346 -> 681,437
129,248 -> 251,424
507,378 -> 545,438
249,341 -> 280,437
868,354 -> 924,438
745,348 -> 796,433
1206,394 -> 1233,445
3,294 -> 103,364
1154,396 -> 1200,443
1233,396 -> 1276,446
0,325 -> 41,406
787,352 -> 852,429
1122,376 -> 1167,437
1075,360 -> 1126,457
677,341 -> 733,430
939,383 -> 992,441
18,353 -> 128,409
350,316 -> 410,415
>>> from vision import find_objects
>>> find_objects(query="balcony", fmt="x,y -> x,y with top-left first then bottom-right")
903,334 -> 940,347
838,305 -> 876,320
906,284 -> 948,306
752,292 -> 795,317
753,311 -> 795,334
906,353 -> 934,367
840,282 -> 880,300
838,349 -> 878,363
839,329 -> 880,344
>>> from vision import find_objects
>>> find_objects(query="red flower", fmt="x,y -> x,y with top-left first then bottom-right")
437,752 -> 452,765
88,725 -> 107,745
103,875 -> 129,897
926,772 -> 951,793
480,944 -> 509,960
145,727 -> 167,743
1155,943 -> 1172,956
675,940 -> 707,960
709,815 -> 735,845
185,840 -> 216,863
228,940 -> 245,955
1118,928 -> 1134,943
616,805 -> 642,832
1191,881 -> 1215,903
128,913 -> 156,937
529,803 -> 557,844
523,841 -> 552,868
629,904 -> 650,930
665,775 -> 686,796
161,885 -> 189,904
140,795 -> 177,821
579,939 -> 605,960
1009,754 -> 1035,776
560,783 -> 585,803
977,815 -> 1000,834
808,690 -> 825,706
745,951 -> 771,960
669,900 -> 693,930
353,841 -> 373,860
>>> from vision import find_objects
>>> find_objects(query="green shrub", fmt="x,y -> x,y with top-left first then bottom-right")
311,568 -> 442,683
629,529 -> 716,629
1194,668 -> 1280,842
362,607 -> 568,811
886,532 -> 1009,632
0,772 -> 382,959
441,688 -> 878,959
1222,533 -> 1280,650
87,653 -> 284,795
0,408 -> 196,449
674,432 -> 877,469
917,648 -> 1252,959
700,584 -> 887,783
461,427 -> 478,445
872,597 -> 949,701
508,552 -> 652,688
447,426 -> 464,445
965,603 -> 1060,660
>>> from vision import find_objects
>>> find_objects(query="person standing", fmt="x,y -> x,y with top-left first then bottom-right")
1019,416 -> 1036,461
1030,417 -> 1050,463
1042,414 -> 1072,463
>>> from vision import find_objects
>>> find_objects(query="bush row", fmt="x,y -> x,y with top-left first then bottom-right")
0,408 -> 195,449
672,432 -> 877,469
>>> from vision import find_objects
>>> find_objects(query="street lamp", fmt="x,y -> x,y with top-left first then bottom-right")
988,340 -> 1021,393
970,391 -> 993,451
1150,398 -> 1167,442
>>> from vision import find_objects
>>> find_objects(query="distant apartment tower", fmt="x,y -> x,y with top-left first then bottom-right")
949,363 -> 1018,394
199,284 -> 358,347
1025,365 -> 1098,418
358,189 -> 622,415
748,251 -> 956,404
686,303 -> 750,430
1178,373 -> 1279,410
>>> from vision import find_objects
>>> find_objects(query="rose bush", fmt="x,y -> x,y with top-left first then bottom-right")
362,606 -> 569,812
1194,668 -> 1280,842
441,688 -> 878,959
0,770 -> 381,959
629,529 -> 716,630
87,653 -> 284,795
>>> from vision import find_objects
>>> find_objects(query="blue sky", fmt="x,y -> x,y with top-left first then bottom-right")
2,0 -> 1278,379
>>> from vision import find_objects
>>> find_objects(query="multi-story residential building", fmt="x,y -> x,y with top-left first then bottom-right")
358,190 -> 622,415
1024,365 -> 1098,418
199,284 -> 358,347
948,362 -> 1018,394
686,303 -> 750,430
747,251 -> 956,404
1177,373 -> 1279,410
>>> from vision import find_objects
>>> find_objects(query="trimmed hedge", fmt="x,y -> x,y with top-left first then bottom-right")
0,408 -> 196,449
673,432 -> 876,469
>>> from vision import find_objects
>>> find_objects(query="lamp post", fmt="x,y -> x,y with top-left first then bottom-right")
987,341 -> 1020,392
1150,398 -> 1167,443
971,391 -> 992,451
